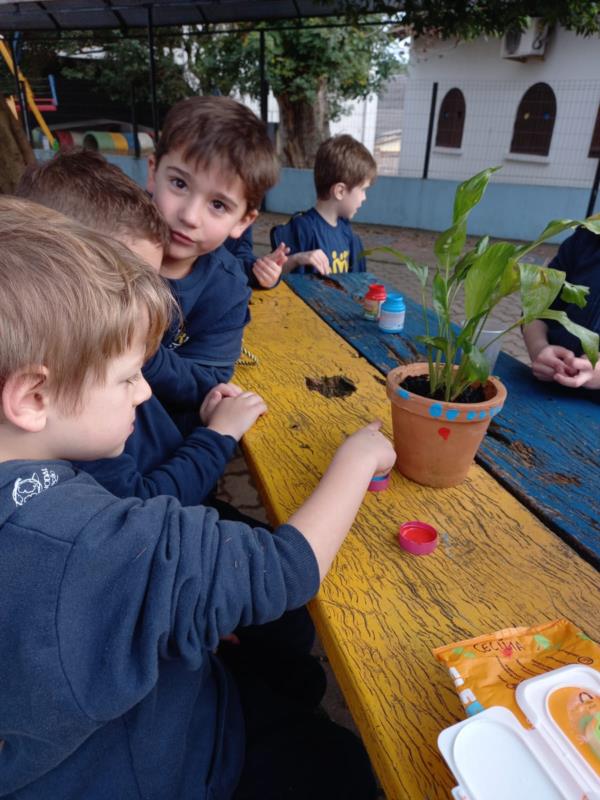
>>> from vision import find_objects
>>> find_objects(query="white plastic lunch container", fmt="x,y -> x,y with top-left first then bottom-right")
438,664 -> 600,800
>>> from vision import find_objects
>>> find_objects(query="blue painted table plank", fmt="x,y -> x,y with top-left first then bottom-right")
285,273 -> 600,567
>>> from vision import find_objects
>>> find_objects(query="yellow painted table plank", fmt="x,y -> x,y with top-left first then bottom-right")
234,283 -> 600,800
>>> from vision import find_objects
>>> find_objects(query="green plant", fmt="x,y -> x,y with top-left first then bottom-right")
366,166 -> 600,402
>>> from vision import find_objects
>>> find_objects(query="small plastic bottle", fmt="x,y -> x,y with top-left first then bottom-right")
378,294 -> 406,333
363,284 -> 387,320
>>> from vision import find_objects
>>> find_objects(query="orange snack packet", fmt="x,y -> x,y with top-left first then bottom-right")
433,618 -> 600,727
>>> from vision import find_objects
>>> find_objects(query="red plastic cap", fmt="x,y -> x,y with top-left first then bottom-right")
397,521 -> 438,556
365,284 -> 387,301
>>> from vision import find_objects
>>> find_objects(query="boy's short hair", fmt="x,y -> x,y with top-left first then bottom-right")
16,149 -> 170,249
155,95 -> 279,212
0,197 -> 173,412
314,134 -> 377,200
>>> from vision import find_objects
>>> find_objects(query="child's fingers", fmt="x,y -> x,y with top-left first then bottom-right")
364,420 -> 383,431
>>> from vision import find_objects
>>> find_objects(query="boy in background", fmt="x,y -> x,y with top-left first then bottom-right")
272,133 -> 377,275
0,195 -> 394,799
146,95 -> 280,410
17,149 -> 266,505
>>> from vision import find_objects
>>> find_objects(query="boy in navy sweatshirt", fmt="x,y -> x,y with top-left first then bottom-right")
273,134 -> 377,275
0,197 -> 395,799
145,95 -> 281,409
16,149 -> 266,505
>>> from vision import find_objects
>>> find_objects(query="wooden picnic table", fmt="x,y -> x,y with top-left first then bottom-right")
285,272 -> 600,569
234,280 -> 600,800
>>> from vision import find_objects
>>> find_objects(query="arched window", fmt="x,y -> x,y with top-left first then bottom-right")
510,83 -> 556,156
435,88 -> 465,149
589,103 -> 600,158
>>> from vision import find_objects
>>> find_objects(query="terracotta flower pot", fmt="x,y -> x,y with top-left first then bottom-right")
386,362 -> 507,488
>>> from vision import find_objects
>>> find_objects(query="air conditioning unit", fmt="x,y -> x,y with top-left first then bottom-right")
501,18 -> 550,60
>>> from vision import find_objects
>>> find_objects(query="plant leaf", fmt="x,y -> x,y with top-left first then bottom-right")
559,281 -> 590,309
432,271 -> 449,319
461,343 -> 491,384
464,242 -> 517,318
519,263 -> 566,320
513,219 -> 580,260
538,310 -> 599,366
434,219 -> 467,269
453,166 -> 501,224
580,217 -> 600,235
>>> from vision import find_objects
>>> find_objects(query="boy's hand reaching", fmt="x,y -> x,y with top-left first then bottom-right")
205,392 -> 268,441
199,382 -> 244,425
338,420 -> 397,477
251,243 -> 289,289
286,249 -> 331,275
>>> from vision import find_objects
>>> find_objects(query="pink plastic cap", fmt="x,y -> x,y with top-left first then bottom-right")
397,521 -> 438,556
368,473 -> 390,492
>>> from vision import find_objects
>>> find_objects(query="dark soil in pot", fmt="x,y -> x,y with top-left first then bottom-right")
401,375 -> 486,404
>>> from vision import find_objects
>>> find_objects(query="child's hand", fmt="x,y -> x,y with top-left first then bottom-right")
270,242 -> 289,267
288,249 -> 331,275
252,256 -> 283,289
554,354 -> 600,389
200,382 -> 244,425
206,392 -> 268,441
531,345 -> 577,382
339,420 -> 396,477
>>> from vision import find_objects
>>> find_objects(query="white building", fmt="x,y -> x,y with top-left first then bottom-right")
399,24 -> 600,188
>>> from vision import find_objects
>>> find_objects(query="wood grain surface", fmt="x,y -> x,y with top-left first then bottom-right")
286,272 -> 600,567
235,282 -> 600,800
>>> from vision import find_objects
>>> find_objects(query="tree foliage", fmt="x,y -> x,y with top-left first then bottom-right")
337,0 -> 600,39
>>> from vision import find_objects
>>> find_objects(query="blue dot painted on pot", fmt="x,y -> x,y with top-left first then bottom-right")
446,409 -> 460,421
479,410 -> 487,420
396,388 -> 411,399
466,411 -> 477,421
429,403 -> 443,418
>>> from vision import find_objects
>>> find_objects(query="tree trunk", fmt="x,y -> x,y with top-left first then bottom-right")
0,95 -> 35,194
275,77 -> 331,168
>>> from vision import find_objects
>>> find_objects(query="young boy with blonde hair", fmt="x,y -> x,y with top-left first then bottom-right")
0,195 -> 393,799
17,149 -> 266,504
273,133 -> 377,274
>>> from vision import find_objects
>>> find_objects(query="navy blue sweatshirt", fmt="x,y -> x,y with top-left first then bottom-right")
547,226 -> 600,355
0,460 -> 319,799
271,208 -> 366,274
144,246 -> 251,408
74,395 -> 236,505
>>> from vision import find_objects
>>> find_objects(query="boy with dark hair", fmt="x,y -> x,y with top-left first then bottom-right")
145,95 -> 281,409
0,195 -> 394,799
16,148 -> 266,505
272,133 -> 377,275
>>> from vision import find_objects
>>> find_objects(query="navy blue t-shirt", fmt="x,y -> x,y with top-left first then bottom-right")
272,207 -> 366,274
144,245 -> 251,407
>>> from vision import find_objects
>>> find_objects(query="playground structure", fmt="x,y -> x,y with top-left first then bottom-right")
0,35 -> 56,147
1,34 -> 155,157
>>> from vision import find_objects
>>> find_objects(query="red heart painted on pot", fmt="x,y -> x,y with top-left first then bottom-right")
438,427 -> 451,441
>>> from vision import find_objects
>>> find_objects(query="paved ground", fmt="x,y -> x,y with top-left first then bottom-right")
215,214 -> 559,780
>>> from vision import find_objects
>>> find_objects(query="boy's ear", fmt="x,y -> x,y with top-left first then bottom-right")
332,182 -> 347,201
229,209 -> 259,240
2,367 -> 50,433
146,155 -> 156,194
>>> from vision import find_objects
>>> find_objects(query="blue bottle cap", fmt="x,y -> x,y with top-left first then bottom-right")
381,294 -> 405,312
